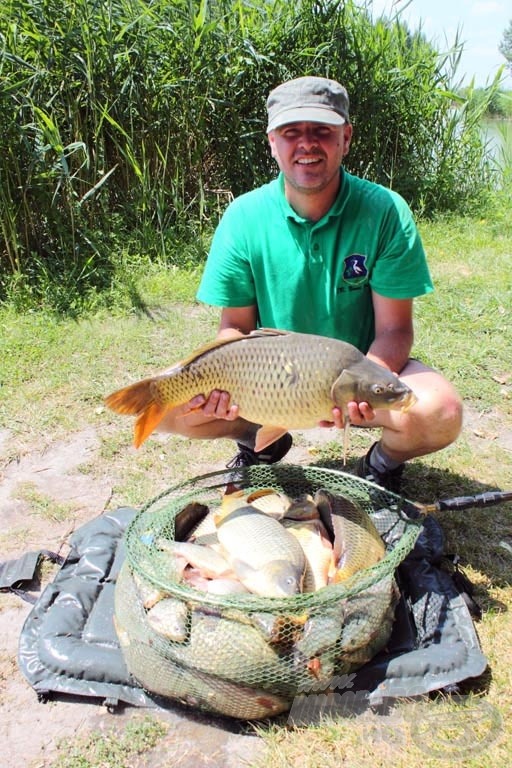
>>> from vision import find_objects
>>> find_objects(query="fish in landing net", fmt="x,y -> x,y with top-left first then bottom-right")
105,329 -> 417,451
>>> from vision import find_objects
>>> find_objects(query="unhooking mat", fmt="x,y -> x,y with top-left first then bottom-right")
16,495 -> 488,718
17,507 -> 155,709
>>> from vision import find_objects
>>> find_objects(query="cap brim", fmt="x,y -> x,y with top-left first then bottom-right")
267,106 -> 346,132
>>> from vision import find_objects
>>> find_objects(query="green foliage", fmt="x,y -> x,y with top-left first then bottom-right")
0,0 -> 503,311
274,1 -> 497,217
487,89 -> 511,118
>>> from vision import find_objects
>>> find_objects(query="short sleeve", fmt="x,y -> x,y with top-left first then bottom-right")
370,193 -> 433,299
196,199 -> 257,307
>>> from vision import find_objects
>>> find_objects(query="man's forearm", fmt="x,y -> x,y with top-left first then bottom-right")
366,329 -> 413,374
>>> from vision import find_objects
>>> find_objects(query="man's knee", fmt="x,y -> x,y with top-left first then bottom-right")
417,385 -> 463,449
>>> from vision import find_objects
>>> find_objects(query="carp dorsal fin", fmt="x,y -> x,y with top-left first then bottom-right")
174,332 -> 248,368
176,328 -> 289,368
172,329 -> 291,369
174,328 -> 289,368
248,328 -> 289,337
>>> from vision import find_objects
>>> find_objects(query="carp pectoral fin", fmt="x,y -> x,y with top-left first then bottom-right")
330,369 -> 358,408
330,373 -> 355,464
254,425 -> 289,453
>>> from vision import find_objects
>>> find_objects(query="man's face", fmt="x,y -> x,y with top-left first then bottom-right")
268,121 -> 352,195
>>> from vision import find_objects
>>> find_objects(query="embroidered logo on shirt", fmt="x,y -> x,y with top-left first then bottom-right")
343,254 -> 368,280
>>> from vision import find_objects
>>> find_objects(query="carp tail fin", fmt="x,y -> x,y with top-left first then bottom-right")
104,379 -> 167,448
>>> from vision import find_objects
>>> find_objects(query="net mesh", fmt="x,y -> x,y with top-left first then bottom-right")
115,464 -> 422,719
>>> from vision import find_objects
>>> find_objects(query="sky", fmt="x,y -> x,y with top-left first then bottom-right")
370,0 -> 512,88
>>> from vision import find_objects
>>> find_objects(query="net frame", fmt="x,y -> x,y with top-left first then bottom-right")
124,465 -> 422,612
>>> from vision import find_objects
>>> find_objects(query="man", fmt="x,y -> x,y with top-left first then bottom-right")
160,76 -> 462,491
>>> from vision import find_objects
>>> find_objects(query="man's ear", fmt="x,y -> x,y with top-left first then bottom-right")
342,123 -> 353,158
268,131 -> 278,159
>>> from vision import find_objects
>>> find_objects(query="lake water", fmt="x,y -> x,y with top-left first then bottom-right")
482,119 -> 512,168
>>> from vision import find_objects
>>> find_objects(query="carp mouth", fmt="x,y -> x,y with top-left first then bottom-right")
399,390 -> 418,413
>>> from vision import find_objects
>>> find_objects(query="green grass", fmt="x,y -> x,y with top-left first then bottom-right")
252,692 -> 506,767
50,715 -> 167,768
1,197 -> 512,767
413,214 -> 512,407
18,481 -> 76,522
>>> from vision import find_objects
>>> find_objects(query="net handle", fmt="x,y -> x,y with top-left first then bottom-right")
416,490 -> 512,514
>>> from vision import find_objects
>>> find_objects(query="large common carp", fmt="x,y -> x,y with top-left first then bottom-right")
105,329 -> 416,451
214,499 -> 307,598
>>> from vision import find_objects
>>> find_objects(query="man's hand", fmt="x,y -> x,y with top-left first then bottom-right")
183,390 -> 240,421
318,402 -> 376,429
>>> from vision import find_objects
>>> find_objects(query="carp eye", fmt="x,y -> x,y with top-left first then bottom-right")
372,384 -> 384,394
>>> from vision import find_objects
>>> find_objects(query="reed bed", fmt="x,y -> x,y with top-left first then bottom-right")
0,0 -> 501,309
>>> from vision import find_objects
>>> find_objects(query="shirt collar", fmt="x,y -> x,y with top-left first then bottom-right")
275,169 -> 349,225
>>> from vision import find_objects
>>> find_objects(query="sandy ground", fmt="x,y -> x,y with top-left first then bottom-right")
1,411 -> 510,768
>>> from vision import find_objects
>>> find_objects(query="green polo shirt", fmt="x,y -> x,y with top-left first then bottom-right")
196,170 -> 433,352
